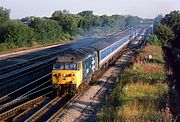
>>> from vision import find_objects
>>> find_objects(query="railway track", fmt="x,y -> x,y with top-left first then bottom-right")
0,57 -> 55,83
0,44 -> 71,75
0,72 -> 54,121
24,95 -> 67,122
25,84 -> 91,122
0,29 -> 149,121
0,57 -> 56,98
0,73 -> 51,105
0,85 -> 52,114
47,85 -> 91,121
0,92 -> 52,121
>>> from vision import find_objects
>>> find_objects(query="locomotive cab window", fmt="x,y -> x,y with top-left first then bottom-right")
53,63 -> 65,70
53,62 -> 78,70
65,63 -> 77,70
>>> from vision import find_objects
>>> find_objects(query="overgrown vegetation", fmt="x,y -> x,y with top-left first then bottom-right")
0,6 -> 145,52
98,45 -> 171,121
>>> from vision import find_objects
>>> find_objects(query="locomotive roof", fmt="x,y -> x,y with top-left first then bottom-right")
57,48 -> 96,62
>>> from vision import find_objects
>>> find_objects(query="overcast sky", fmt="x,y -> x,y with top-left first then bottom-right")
0,0 -> 180,19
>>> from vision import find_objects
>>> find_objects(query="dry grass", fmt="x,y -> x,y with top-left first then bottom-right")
123,82 -> 168,100
133,63 -> 164,72
141,45 -> 164,62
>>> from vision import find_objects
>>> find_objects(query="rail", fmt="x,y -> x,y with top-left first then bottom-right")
0,85 -> 52,114
0,47 -> 70,74
0,91 -> 52,120
0,58 -> 54,85
0,73 -> 51,105
47,85 -> 90,121
24,95 -> 65,122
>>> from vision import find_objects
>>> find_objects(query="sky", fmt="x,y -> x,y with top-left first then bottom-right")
0,0 -> 180,19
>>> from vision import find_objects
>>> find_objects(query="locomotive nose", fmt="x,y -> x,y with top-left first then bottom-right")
52,71 -> 76,84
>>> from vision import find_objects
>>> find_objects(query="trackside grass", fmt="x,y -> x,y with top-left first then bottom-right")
97,45 -> 172,121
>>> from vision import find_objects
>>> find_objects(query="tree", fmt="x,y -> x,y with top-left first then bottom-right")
100,15 -> 110,27
0,7 -> 10,23
0,20 -> 34,47
61,14 -> 80,34
125,16 -> 142,28
78,11 -> 94,30
92,15 -> 100,27
30,18 -> 62,42
52,10 -> 80,35
153,15 -> 163,32
155,24 -> 175,47
161,11 -> 180,48
156,11 -> 180,97
111,15 -> 126,29
78,10 -> 94,17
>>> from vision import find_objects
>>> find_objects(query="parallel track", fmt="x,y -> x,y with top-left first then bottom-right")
0,85 -> 52,114
0,73 -> 51,105
0,92 -> 52,121
0,29 -> 149,121
0,57 -> 55,84
24,95 -> 67,122
0,47 -> 70,75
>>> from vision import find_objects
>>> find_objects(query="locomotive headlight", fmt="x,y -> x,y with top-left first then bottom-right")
63,74 -> 66,77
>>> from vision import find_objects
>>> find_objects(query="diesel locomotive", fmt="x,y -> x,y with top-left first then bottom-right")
52,28 -> 144,95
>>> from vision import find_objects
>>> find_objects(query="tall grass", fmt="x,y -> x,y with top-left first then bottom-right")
97,45 -> 171,121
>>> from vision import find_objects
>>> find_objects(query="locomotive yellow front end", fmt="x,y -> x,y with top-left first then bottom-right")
52,55 -> 82,96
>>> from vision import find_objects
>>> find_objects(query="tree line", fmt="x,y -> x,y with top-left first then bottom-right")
150,11 -> 180,120
0,7 -> 143,52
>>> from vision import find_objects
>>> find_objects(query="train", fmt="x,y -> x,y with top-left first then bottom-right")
52,28 -> 146,96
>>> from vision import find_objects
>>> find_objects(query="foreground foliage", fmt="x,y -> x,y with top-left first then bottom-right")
152,10 -> 180,120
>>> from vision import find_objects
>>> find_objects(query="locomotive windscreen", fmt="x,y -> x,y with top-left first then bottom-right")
53,62 -> 78,70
